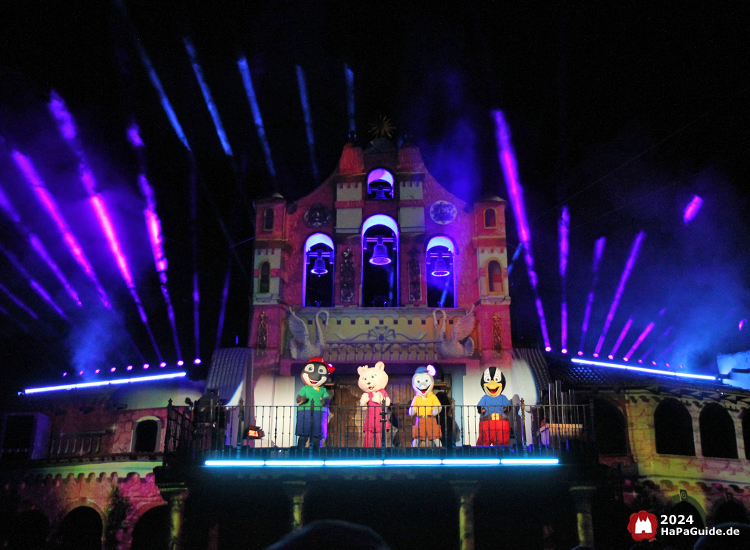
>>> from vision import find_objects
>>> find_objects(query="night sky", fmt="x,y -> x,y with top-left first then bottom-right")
1,1 -> 749,392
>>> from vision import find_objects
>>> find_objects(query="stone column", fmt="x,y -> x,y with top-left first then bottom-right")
569,486 -> 596,548
283,481 -> 307,532
451,482 -> 477,550
161,486 -> 189,550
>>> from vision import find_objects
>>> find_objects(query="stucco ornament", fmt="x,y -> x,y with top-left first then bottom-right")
429,200 -> 457,225
286,307 -> 329,359
433,304 -> 476,358
304,204 -> 332,227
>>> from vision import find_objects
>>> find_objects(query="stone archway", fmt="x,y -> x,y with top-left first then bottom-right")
131,505 -> 170,550
56,505 -> 102,550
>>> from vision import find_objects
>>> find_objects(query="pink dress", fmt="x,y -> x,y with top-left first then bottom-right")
362,390 -> 390,447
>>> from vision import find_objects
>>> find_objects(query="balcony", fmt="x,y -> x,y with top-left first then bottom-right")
163,401 -> 594,470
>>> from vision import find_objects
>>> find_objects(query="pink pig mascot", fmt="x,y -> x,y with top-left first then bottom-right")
358,361 -> 391,447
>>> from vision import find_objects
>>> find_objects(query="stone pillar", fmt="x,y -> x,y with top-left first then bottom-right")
569,486 -> 596,548
451,482 -> 477,550
161,487 -> 189,550
283,481 -> 307,532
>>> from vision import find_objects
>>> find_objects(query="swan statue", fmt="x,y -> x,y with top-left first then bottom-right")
433,304 -> 476,358
287,308 -> 329,359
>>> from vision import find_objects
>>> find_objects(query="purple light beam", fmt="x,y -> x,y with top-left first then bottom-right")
0,185 -> 81,305
215,260 -> 231,351
184,38 -> 233,156
608,318 -> 633,360
238,57 -> 276,177
345,63 -> 355,133
493,110 -> 551,351
11,151 -> 111,308
0,281 -> 39,319
0,242 -> 68,319
48,94 -> 162,359
138,174 -> 182,362
578,237 -> 606,356
683,195 -> 703,224
623,322 -> 654,362
638,326 -> 673,363
559,206 -> 569,353
594,232 -> 646,357
296,65 -> 319,181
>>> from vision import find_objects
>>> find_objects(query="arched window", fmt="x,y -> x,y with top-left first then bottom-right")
742,409 -> 750,459
593,398 -> 628,455
426,236 -> 456,308
304,233 -> 334,307
133,418 -> 160,452
488,260 -> 503,294
654,398 -> 695,456
700,403 -> 738,459
366,168 -> 394,200
259,262 -> 270,294
263,208 -> 274,231
484,208 -> 496,228
361,215 -> 398,307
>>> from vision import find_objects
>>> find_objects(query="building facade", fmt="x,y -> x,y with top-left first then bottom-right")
2,136 -> 750,550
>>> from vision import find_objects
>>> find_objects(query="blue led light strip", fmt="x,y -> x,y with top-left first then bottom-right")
24,372 -> 187,394
572,358 -> 716,381
204,458 -> 559,468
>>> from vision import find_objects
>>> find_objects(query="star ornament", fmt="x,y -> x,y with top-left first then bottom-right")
368,115 -> 396,139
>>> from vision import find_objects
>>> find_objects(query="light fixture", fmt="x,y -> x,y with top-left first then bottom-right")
194,358 -> 201,365
369,237 -> 391,265
159,362 -> 166,367
431,255 -> 450,277
177,360 -> 184,366
24,372 -> 188,394
311,251 -> 328,275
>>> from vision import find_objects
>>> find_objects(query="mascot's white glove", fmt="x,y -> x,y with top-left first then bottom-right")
372,391 -> 383,404
359,393 -> 369,406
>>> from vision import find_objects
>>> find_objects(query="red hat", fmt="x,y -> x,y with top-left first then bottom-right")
308,357 -> 335,374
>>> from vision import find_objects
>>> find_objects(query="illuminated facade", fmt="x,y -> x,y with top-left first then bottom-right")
3,137 -> 750,550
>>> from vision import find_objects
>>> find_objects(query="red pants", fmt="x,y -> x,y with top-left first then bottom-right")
476,418 -> 510,446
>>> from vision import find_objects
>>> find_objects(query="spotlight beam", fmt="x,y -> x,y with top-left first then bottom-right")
345,63 -> 355,133
296,65 -> 319,181
578,237 -> 606,355
0,281 -> 39,320
11,151 -> 111,308
559,206 -> 569,352
594,232 -> 645,357
683,195 -> 703,224
624,321 -> 654,361
0,242 -> 68,320
0,186 -> 81,305
184,38 -> 233,157
639,326 -> 672,363
608,318 -> 632,359
215,259 -> 231,351
138,174 -> 183,362
48,94 -> 163,361
238,57 -> 276,178
114,0 -> 190,150
493,110 -> 551,350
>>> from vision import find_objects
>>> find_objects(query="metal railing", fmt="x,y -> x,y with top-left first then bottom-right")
164,400 -> 594,464
49,430 -> 110,457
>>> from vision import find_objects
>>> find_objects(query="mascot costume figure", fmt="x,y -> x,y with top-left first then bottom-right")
296,357 -> 334,450
476,366 -> 511,446
358,361 -> 391,447
408,365 -> 442,447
